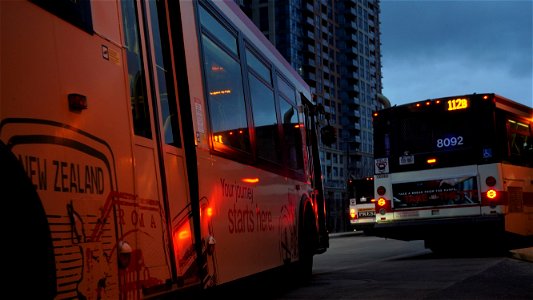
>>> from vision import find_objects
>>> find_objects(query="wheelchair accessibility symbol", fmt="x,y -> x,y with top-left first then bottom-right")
482,148 -> 493,159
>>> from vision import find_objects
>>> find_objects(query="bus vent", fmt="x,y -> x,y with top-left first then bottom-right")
508,186 -> 523,213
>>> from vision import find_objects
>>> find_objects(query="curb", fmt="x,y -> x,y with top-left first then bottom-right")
509,248 -> 533,263
328,232 -> 533,263
328,230 -> 364,238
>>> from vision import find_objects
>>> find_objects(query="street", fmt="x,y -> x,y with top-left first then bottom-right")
197,232 -> 533,299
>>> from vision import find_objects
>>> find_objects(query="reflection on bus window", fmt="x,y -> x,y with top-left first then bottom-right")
149,0 -> 181,147
507,119 -> 532,164
280,98 -> 303,171
246,47 -> 280,164
122,0 -> 152,139
201,34 -> 250,153
198,5 -> 238,55
249,73 -> 280,163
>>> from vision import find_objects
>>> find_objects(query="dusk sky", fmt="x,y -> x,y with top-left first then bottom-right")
380,0 -> 533,108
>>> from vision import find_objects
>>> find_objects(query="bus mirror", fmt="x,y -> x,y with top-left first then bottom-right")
320,125 -> 337,146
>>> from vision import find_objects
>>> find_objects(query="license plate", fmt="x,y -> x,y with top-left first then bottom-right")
358,211 -> 375,218
399,155 -> 414,165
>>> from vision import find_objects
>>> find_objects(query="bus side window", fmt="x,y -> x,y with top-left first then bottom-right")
507,119 -> 532,166
199,5 -> 251,154
280,98 -> 304,172
122,0 -> 152,139
31,0 -> 93,33
277,75 -> 304,172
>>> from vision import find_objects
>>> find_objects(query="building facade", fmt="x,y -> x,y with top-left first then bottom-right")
240,0 -> 387,232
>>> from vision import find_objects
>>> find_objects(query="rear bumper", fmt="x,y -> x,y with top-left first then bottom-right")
350,221 -> 375,231
373,214 -> 504,241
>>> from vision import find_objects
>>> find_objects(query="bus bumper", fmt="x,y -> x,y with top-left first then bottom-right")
372,214 -> 505,241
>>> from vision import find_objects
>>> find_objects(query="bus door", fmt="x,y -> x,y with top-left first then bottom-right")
121,0 -> 199,294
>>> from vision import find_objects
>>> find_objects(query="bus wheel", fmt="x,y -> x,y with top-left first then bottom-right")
1,141 -> 56,298
296,207 -> 317,281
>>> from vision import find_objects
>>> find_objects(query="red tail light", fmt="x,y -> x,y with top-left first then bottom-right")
350,208 -> 356,219
485,176 -> 496,187
482,188 -> 502,207
426,158 -> 437,165
377,186 -> 386,196
486,189 -> 497,200
375,197 -> 391,215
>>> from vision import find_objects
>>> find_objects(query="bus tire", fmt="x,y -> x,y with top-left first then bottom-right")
296,203 -> 317,281
0,141 -> 56,299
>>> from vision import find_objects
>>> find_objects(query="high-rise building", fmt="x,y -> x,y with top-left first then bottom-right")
240,0 -> 387,232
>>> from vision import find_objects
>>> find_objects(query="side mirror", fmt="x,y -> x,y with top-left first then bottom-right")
320,125 -> 337,146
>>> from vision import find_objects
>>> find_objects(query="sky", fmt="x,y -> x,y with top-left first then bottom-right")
380,0 -> 533,108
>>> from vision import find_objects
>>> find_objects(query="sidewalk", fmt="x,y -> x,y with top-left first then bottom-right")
329,231 -> 533,263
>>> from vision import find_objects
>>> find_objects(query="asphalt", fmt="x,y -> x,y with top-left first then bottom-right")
329,230 -> 533,263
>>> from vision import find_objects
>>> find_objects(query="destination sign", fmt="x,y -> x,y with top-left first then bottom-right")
447,98 -> 469,111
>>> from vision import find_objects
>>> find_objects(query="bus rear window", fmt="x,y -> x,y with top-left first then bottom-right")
396,111 -> 473,156
375,103 -> 481,172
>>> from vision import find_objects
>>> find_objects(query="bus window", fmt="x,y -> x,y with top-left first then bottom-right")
198,4 -> 238,55
507,119 -> 532,165
248,65 -> 281,164
199,6 -> 250,154
31,0 -> 93,33
149,0 -> 181,147
280,96 -> 304,172
122,0 -> 152,139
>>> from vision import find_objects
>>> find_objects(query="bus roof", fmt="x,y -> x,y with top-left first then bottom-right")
375,93 -> 532,118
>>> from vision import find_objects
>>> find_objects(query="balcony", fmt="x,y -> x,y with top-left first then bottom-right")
344,121 -> 361,132
347,84 -> 359,93
350,97 -> 360,106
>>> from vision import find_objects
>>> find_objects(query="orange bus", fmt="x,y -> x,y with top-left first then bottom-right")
372,93 -> 532,252
0,0 -> 329,298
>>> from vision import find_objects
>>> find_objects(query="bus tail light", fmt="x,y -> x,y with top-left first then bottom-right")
375,186 -> 391,215
377,185 -> 386,196
482,188 -> 502,208
486,189 -> 497,200
375,197 -> 391,215
350,208 -> 356,219
485,176 -> 496,187
426,158 -> 437,165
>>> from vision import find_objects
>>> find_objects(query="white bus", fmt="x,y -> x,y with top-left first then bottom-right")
0,0 -> 329,298
348,177 -> 376,234
372,93 -> 532,252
